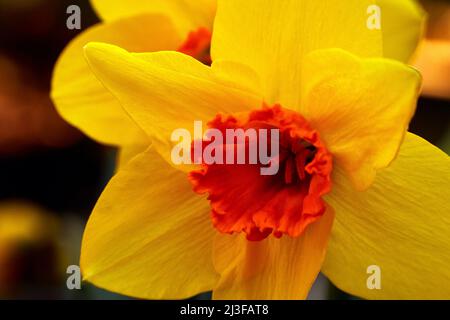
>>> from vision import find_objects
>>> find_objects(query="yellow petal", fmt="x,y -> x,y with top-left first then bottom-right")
0,201 -> 58,244
212,0 -> 383,109
323,133 -> 450,299
211,60 -> 262,95
81,147 -> 218,299
378,0 -> 426,63
90,0 -> 217,36
52,14 -> 182,146
212,208 -> 334,300
116,144 -> 149,169
83,43 -> 262,166
300,49 -> 421,190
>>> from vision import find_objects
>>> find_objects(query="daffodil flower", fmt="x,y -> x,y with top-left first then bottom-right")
0,202 -> 60,297
52,0 -> 423,167
71,0 -> 449,300
51,0 -> 217,165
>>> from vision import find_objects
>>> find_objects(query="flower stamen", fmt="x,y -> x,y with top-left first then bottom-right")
177,27 -> 212,66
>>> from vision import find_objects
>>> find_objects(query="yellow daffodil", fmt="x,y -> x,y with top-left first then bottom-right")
52,0 -> 423,168
379,0 -> 425,62
0,202 -> 60,297
51,0 -> 217,165
65,0 -> 450,300
412,0 -> 450,100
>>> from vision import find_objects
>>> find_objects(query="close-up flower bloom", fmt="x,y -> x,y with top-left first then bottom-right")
0,0 -> 447,305
52,0 -> 427,167
46,0 -> 450,300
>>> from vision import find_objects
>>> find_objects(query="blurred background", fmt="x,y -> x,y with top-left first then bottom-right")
0,0 -> 448,299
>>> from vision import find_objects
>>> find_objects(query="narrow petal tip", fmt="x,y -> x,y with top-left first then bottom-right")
83,42 -> 124,63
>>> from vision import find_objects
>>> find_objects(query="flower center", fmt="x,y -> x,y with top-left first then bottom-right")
189,105 -> 333,241
177,27 -> 212,66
